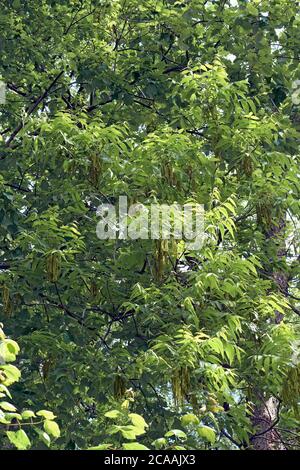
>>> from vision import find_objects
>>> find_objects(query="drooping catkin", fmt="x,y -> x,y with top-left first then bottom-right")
46,252 -> 61,282
113,374 -> 127,399
89,154 -> 102,187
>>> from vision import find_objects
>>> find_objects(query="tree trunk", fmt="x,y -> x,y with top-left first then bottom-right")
251,215 -> 287,450
251,397 -> 285,450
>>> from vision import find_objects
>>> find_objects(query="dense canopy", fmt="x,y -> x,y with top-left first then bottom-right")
0,0 -> 300,450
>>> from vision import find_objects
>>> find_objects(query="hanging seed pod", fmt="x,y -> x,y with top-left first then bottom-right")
46,252 -> 61,283
162,161 -> 169,182
89,154 -> 102,187
190,394 -> 199,413
187,165 -> 194,191
256,201 -> 273,228
172,171 -> 178,188
41,357 -> 54,380
2,285 -> 10,306
90,281 -> 99,299
2,285 -> 12,315
154,239 -> 169,282
171,366 -> 190,406
242,155 -> 254,176
113,374 -> 127,399
256,192 -> 274,229
162,161 -> 176,186
182,365 -> 190,395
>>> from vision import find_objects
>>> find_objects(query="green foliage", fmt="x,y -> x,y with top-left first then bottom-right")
88,399 -> 217,450
0,0 -> 300,450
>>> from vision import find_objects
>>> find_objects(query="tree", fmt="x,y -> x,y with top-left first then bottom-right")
0,0 -> 300,450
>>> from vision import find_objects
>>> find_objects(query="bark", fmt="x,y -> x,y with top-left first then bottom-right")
251,397 -> 285,450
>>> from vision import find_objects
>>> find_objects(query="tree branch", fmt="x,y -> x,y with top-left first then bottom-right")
5,71 -> 64,147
